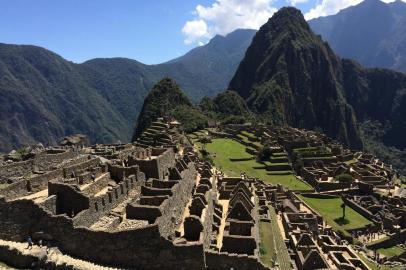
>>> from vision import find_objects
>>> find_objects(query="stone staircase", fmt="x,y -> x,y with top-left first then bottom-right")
0,239 -> 126,270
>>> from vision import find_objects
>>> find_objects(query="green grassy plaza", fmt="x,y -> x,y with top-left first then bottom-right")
202,138 -> 311,190
299,196 -> 373,233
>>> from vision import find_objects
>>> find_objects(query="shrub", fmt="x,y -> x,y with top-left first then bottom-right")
334,173 -> 354,183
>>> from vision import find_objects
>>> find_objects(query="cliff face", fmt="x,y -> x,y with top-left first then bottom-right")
229,8 -> 362,149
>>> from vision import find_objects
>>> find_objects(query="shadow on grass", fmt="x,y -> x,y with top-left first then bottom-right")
334,217 -> 350,225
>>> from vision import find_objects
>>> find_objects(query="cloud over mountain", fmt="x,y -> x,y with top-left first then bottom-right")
182,0 -> 276,45
305,0 -> 405,20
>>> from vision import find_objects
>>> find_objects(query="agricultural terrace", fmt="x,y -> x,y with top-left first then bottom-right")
377,245 -> 406,258
191,132 -> 311,190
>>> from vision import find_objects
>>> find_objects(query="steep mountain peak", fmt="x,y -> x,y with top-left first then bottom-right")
267,7 -> 309,29
229,7 -> 363,149
132,78 -> 194,138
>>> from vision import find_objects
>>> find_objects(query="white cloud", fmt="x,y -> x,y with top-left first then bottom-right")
182,19 -> 209,44
182,0 -> 277,45
305,0 -> 406,20
289,0 -> 310,6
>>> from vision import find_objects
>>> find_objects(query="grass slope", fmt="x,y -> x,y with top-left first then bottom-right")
299,196 -> 373,232
204,138 -> 311,190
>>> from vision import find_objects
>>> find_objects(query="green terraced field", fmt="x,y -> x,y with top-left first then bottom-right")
299,196 -> 373,234
377,245 -> 406,258
205,138 -> 312,190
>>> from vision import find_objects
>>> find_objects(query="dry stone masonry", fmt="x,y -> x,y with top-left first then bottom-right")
0,119 -> 405,269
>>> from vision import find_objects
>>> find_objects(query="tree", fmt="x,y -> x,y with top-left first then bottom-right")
198,136 -> 212,150
341,202 -> 346,219
257,145 -> 272,162
335,173 -> 354,192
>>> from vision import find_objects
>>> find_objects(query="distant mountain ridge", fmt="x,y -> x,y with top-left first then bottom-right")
309,0 -> 406,72
0,29 -> 255,151
229,7 -> 406,173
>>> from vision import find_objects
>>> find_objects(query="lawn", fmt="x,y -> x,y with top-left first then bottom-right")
259,209 -> 291,269
237,133 -> 262,148
377,245 -> 405,258
240,131 -> 258,140
259,221 -> 275,267
299,196 -> 373,233
205,138 -> 312,190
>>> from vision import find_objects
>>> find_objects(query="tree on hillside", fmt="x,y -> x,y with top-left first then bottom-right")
335,173 -> 354,192
198,136 -> 212,150
257,145 -> 272,162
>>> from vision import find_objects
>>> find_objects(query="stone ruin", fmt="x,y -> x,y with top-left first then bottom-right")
0,121 -> 270,269
1,120 -> 405,269
135,118 -> 182,148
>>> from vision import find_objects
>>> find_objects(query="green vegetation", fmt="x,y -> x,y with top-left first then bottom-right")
0,183 -> 8,190
361,120 -> 406,175
229,6 -> 406,173
334,173 -> 354,184
203,138 -> 311,190
259,221 -> 276,267
259,209 -> 291,269
267,207 -> 291,270
299,196 -> 373,234
0,30 -> 257,152
377,245 -> 406,258
237,134 -> 261,148
211,90 -> 251,118
133,78 -> 209,138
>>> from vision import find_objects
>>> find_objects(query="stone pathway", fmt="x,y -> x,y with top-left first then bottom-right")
216,199 -> 229,249
268,207 -> 291,270
15,188 -> 48,202
0,239 -> 125,270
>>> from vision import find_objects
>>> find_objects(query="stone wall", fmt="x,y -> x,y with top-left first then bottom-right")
133,148 -> 175,179
74,175 -> 144,227
342,197 -> 376,221
156,162 -> 197,238
62,157 -> 100,178
0,169 -> 64,200
0,160 -> 32,179
0,150 -> 78,180
0,196 -> 205,269
368,229 -> 406,249
34,150 -> 78,171
108,164 -> 141,182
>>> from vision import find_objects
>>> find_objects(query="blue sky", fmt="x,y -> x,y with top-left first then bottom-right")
0,0 -> 397,64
